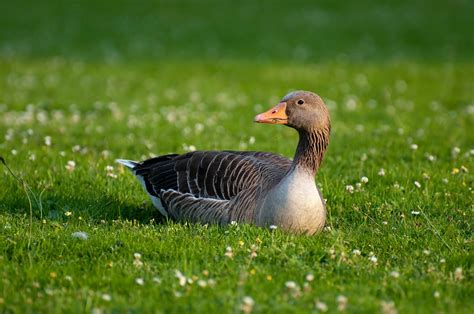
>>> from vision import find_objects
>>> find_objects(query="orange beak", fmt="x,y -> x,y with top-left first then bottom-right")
254,102 -> 288,124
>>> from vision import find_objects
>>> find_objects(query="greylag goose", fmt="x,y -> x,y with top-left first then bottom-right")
117,91 -> 330,234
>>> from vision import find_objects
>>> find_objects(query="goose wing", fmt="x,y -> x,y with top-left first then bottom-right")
134,151 -> 291,201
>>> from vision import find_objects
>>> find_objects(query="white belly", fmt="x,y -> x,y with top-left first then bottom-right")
256,169 -> 326,234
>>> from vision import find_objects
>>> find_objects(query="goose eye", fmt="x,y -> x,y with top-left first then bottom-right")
297,99 -> 305,105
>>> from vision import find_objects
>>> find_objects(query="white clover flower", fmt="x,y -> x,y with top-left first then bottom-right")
345,185 -> 354,193
454,267 -> 463,281
414,181 -> 421,188
135,278 -> 144,286
369,255 -> 378,263
175,270 -> 187,286
352,249 -> 361,255
197,280 -> 207,288
285,281 -> 297,289
411,211 -> 420,215
360,176 -> 369,184
378,168 -> 386,176
315,300 -> 328,312
71,231 -> 88,240
410,144 -> 418,150
305,273 -> 314,282
101,294 -> 112,301
336,295 -> 348,311
451,147 -> 461,157
241,296 -> 255,313
269,225 -> 278,230
224,246 -> 233,258
65,160 -> 76,172
44,136 -> 52,146
433,291 -> 440,298
426,154 -> 436,162
390,271 -> 400,278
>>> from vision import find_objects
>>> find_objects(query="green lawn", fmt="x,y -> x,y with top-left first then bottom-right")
0,0 -> 473,313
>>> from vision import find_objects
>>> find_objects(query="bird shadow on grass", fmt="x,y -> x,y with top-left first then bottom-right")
1,156 -> 165,224
1,192 -> 166,225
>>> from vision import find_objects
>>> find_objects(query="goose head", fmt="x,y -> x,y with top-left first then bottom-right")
254,91 -> 330,132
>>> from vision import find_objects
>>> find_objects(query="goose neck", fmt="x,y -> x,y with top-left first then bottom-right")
291,128 -> 330,176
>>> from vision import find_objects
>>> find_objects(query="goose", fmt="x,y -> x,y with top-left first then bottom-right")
117,91 -> 330,234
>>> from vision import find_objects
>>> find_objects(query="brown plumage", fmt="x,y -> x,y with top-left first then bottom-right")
117,90 -> 331,234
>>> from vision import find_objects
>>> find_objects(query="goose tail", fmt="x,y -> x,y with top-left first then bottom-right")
115,159 -> 139,170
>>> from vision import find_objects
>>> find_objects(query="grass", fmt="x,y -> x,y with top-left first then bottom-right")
0,0 -> 473,313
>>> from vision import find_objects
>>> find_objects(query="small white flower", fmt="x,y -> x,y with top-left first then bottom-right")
440,258 -> 446,264
101,294 -> 112,301
269,225 -> 278,230
390,271 -> 400,278
65,160 -> 76,172
369,255 -> 378,263
426,154 -> 436,162
230,220 -> 237,225
197,279 -> 207,288
411,211 -> 420,215
378,168 -> 386,176
336,295 -> 348,311
175,270 -> 187,286
285,281 -> 297,289
345,185 -> 354,193
305,273 -> 314,282
414,181 -> 421,188
134,253 -> 142,259
105,165 -> 114,172
433,291 -> 440,298
352,249 -> 361,255
29,153 -> 36,161
11,149 -> 17,155
224,246 -> 233,258
423,249 -> 430,255
135,278 -> 144,286
72,145 -> 81,152
454,267 -> 463,281
71,232 -> 88,240
451,147 -> 460,157
241,296 -> 255,313
315,300 -> 328,312
360,176 -> 369,184
152,277 -> 161,284
410,144 -> 418,150
44,136 -> 52,146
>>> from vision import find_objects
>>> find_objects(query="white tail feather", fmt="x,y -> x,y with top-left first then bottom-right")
115,159 -> 138,169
